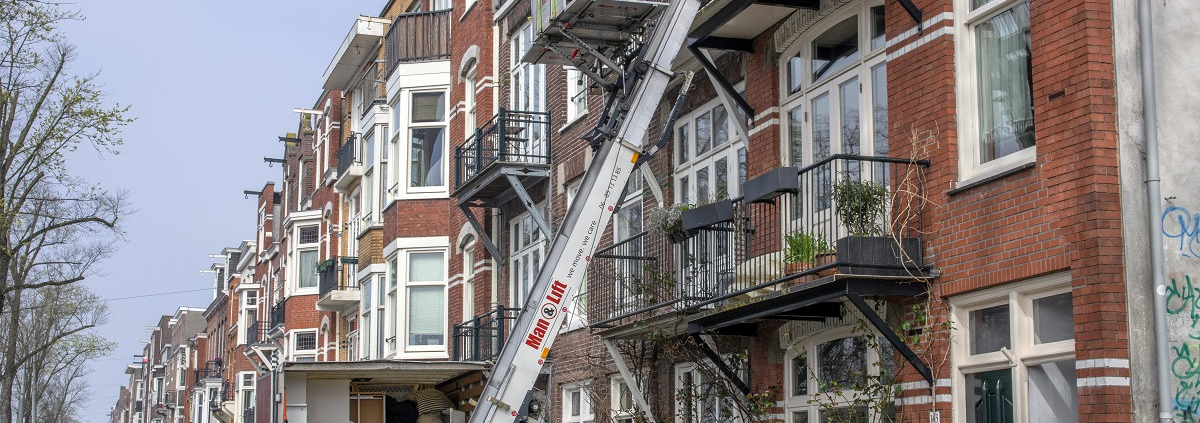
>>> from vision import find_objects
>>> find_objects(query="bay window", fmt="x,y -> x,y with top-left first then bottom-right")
674,99 -> 744,205
407,251 -> 446,350
409,91 -> 447,190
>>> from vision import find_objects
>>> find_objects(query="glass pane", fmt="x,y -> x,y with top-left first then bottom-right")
812,16 -> 860,82
713,105 -> 729,146
570,390 -> 581,416
812,94 -> 831,210
871,6 -> 886,50
409,252 -> 444,282
680,175 -> 690,205
871,64 -> 890,184
523,215 -> 534,246
970,304 -> 1011,355
817,336 -> 867,390
819,407 -> 868,423
410,127 -> 445,187
788,54 -> 804,94
715,157 -> 729,200
792,355 -> 809,396
976,2 -> 1034,163
1034,292 -> 1074,343
697,167 -> 710,204
298,250 -> 317,288
966,369 -> 1014,423
408,285 -> 445,345
788,105 -> 804,165
840,78 -> 861,180
696,111 -> 712,155
1027,359 -> 1078,423
738,147 -> 748,190
678,123 -> 690,163
793,411 -> 809,423
388,258 -> 398,288
411,92 -> 446,123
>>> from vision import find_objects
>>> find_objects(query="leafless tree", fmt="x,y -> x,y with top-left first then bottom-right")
0,2 -> 132,423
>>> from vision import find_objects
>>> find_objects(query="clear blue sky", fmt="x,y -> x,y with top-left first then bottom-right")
59,2 -> 381,421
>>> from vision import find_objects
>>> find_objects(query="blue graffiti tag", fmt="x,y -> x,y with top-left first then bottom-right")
1164,206 -> 1200,258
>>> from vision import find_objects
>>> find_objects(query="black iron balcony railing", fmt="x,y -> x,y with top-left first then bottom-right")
454,108 -> 552,189
271,300 -> 286,329
590,155 -> 929,327
209,381 -> 232,410
385,9 -> 452,74
452,305 -> 520,362
337,133 -> 359,177
193,360 -> 222,387
356,62 -> 386,115
317,258 -> 355,298
246,320 -> 272,345
243,407 -> 255,423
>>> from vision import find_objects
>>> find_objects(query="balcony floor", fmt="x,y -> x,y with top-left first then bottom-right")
453,162 -> 550,206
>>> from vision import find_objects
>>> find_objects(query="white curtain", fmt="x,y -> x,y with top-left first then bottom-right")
976,1 -> 1034,163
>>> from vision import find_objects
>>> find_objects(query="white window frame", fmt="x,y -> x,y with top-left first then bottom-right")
461,237 -> 476,321
673,95 -> 746,205
464,66 -> 478,142
291,330 -> 318,361
562,382 -> 594,423
382,236 -> 451,358
402,88 -> 450,197
511,23 -> 546,114
292,223 -> 320,294
360,275 -> 375,359
610,375 -> 636,423
565,67 -> 588,125
783,325 -> 893,423
386,257 -> 399,356
949,272 -> 1076,423
953,0 -> 1036,185
237,371 -> 255,417
509,207 -> 546,309
674,360 -> 745,423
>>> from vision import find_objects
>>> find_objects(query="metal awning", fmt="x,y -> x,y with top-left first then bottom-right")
282,360 -> 488,386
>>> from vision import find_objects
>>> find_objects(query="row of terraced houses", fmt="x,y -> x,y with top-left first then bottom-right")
107,0 -> 1199,421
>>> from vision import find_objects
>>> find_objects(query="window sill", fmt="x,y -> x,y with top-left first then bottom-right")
559,112 -> 589,134
459,0 -> 477,21
949,156 -> 1036,195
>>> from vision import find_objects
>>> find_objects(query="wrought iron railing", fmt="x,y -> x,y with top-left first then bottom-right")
454,108 -> 552,189
209,381 -> 233,410
271,300 -> 286,329
385,9 -> 452,74
452,305 -> 520,361
590,155 -> 929,327
356,62 -> 386,115
193,360 -> 223,386
317,258 -> 358,298
337,133 -> 359,177
243,407 -> 255,423
247,320 -> 266,345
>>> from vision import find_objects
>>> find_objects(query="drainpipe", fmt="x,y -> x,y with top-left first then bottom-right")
1138,0 -> 1171,419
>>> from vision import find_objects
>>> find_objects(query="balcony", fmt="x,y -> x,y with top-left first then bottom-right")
591,155 -> 932,330
316,257 -> 361,310
452,305 -> 519,362
453,109 -> 553,261
453,109 -> 552,197
384,9 -> 452,74
355,62 -> 386,116
210,381 -> 233,410
243,408 -> 255,423
246,320 -> 271,345
322,16 -> 390,90
271,300 -> 286,331
335,134 -> 363,191
194,360 -> 223,386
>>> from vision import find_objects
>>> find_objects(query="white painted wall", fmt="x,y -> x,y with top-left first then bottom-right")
1114,0 -> 1200,421
308,380 -> 351,423
284,373 -> 308,423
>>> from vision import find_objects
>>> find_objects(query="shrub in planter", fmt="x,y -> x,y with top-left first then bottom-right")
648,204 -> 694,243
832,179 -> 889,237
832,179 -> 923,275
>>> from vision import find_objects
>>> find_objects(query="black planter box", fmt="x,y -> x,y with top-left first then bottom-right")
682,199 -> 735,231
743,167 -> 799,203
835,236 -> 923,276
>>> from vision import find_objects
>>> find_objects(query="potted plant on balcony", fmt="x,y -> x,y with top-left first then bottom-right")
832,179 -> 921,276
649,203 -> 695,243
783,230 -> 835,277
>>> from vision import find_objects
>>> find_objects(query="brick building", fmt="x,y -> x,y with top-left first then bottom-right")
101,0 -> 1199,420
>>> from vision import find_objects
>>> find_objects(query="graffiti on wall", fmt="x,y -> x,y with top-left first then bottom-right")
1164,206 -> 1200,258
1169,275 -> 1200,420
